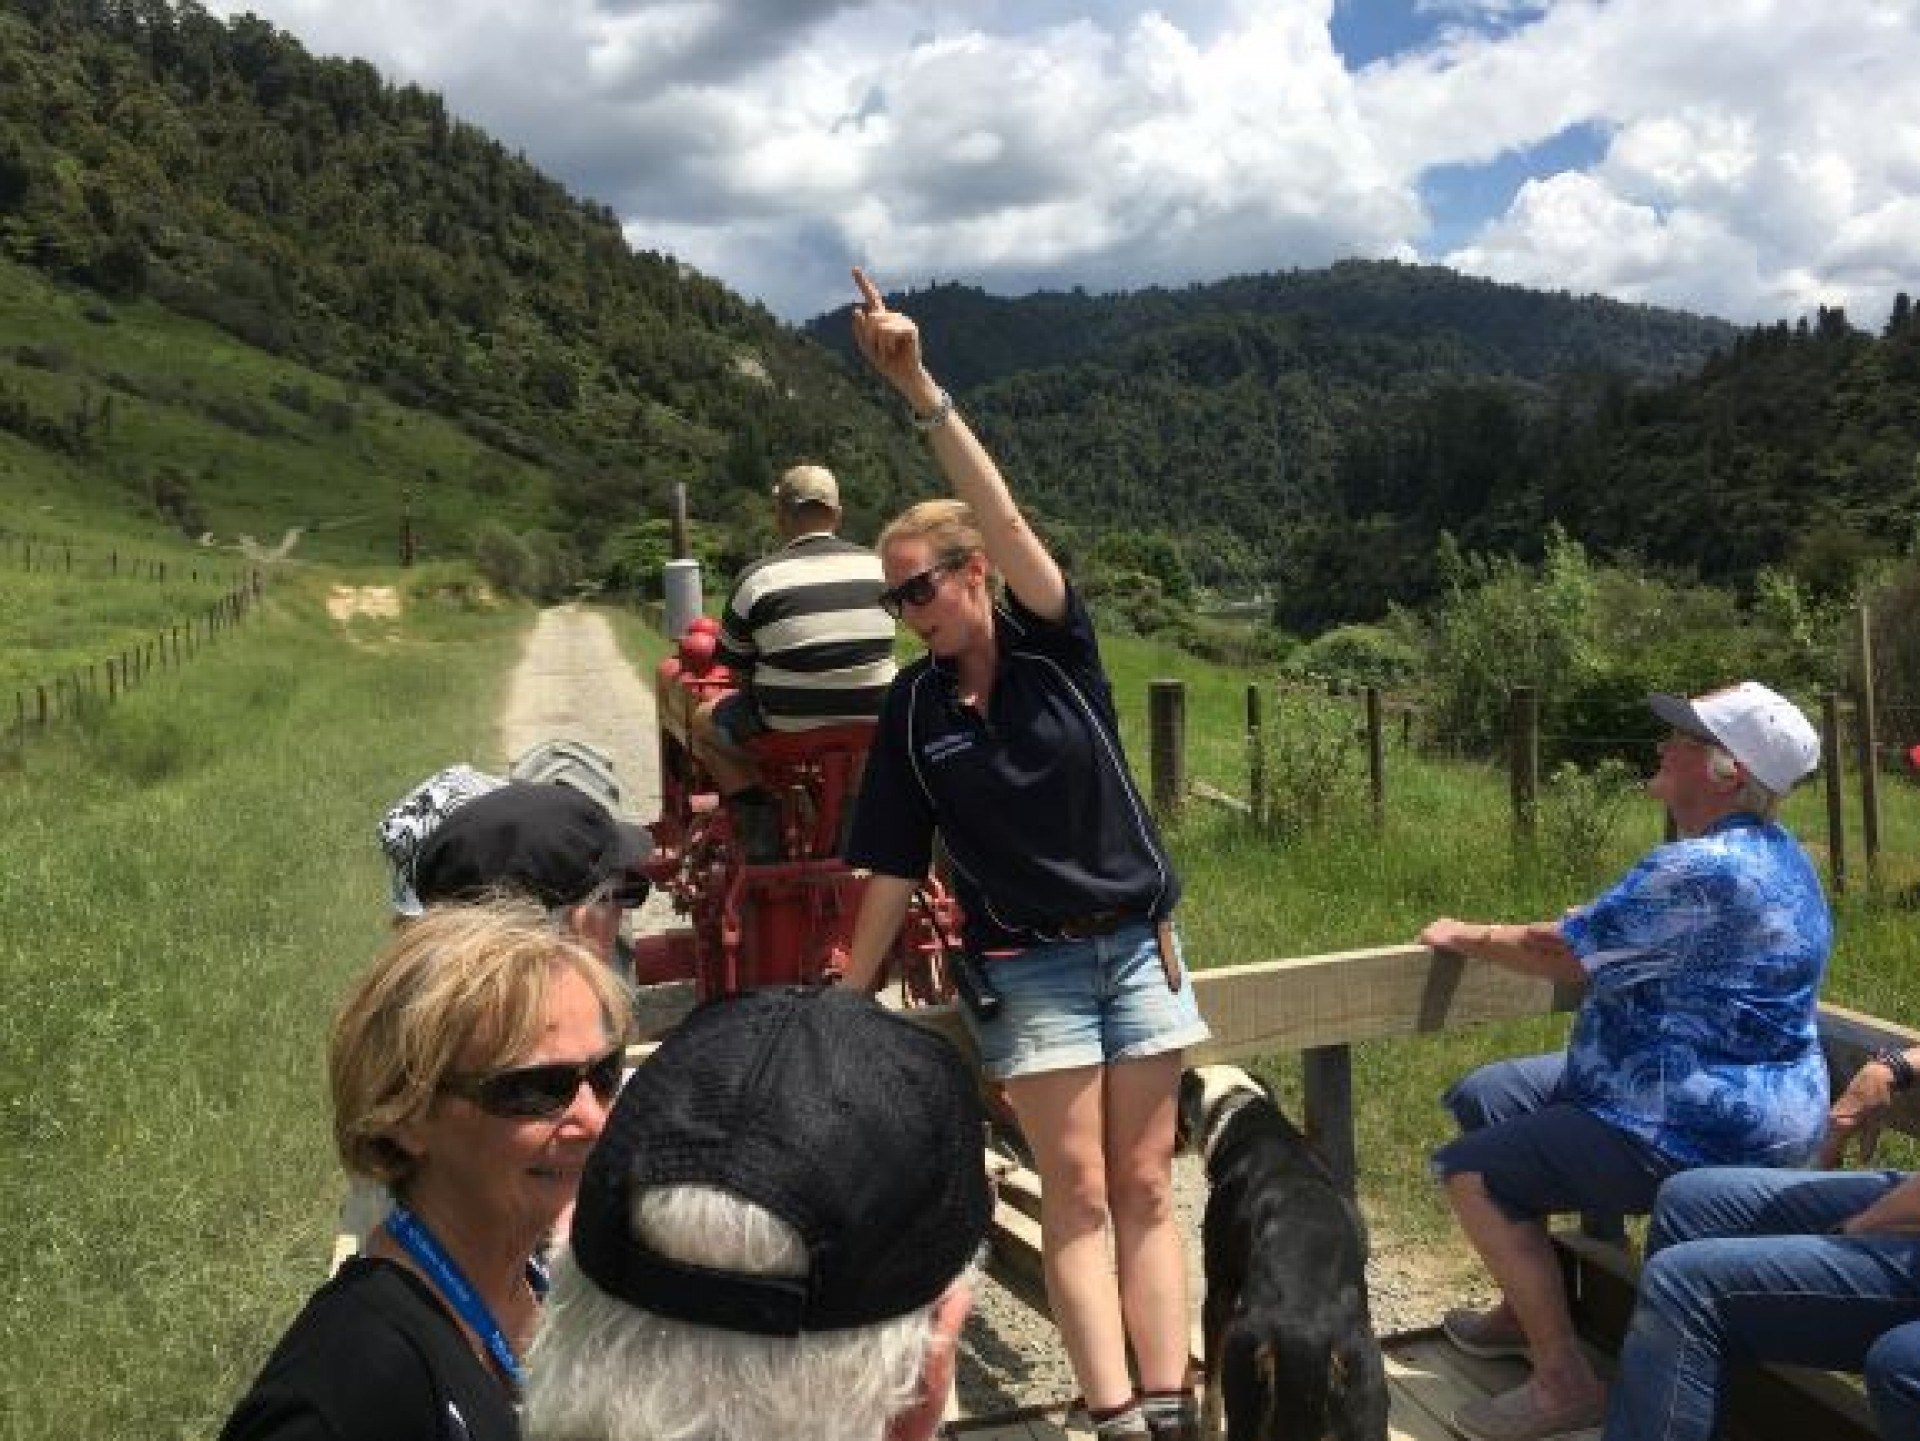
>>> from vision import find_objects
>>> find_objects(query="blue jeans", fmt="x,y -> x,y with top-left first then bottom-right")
1606,1166 -> 1920,1441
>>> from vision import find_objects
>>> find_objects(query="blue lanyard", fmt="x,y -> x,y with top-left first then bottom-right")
385,1205 -> 529,1389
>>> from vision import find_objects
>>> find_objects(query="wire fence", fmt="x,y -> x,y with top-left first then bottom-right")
5,570 -> 265,752
1153,678 -> 1920,896
0,527 -> 247,588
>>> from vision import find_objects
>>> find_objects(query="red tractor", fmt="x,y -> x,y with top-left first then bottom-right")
629,618 -> 962,1005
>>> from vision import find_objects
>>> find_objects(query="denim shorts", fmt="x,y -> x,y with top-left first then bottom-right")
968,921 -> 1212,1082
1431,1101 -> 1683,1223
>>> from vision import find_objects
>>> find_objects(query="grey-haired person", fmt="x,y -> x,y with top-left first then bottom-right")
412,781 -> 653,969
523,984 -> 989,1441
1420,682 -> 1831,1441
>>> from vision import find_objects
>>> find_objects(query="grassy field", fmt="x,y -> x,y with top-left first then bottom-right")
0,566 -> 530,1441
0,256 -> 552,572
6,585 -> 1920,1439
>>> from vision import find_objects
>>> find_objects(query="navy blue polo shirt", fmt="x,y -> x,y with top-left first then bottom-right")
846,582 -> 1180,954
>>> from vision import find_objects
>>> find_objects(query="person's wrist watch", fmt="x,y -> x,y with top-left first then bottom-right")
911,388 -> 955,433
1872,1047 -> 1916,1091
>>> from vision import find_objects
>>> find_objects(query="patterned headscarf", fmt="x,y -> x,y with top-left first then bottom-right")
377,764 -> 507,916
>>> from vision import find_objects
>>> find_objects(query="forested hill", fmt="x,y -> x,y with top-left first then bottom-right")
0,0 -> 925,559
6,1 -> 1912,629
807,264 -> 1735,394
809,274 -> 1917,630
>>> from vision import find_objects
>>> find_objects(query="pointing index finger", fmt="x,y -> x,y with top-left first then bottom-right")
852,266 -> 886,313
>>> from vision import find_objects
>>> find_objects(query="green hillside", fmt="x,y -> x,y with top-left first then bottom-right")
0,0 -> 927,576
2,0 -> 1914,641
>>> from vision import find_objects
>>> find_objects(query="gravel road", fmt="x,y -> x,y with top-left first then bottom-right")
500,605 -> 1470,1419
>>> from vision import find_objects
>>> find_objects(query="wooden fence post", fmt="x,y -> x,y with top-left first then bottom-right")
1365,686 -> 1386,831
1245,683 -> 1265,825
1509,686 -> 1539,845
1302,1045 -> 1359,1198
1857,607 -> 1880,877
1149,679 -> 1186,818
1823,692 -> 1847,896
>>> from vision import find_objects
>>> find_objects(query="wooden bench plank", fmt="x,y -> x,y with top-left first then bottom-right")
1383,1330 -> 1533,1441
907,945 -> 1568,1069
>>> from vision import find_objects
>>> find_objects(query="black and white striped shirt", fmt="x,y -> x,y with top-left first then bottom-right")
716,533 -> 897,729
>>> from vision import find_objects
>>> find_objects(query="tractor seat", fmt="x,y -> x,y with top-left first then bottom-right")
743,722 -> 877,859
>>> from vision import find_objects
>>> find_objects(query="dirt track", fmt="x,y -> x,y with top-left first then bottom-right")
496,605 -> 677,939
497,605 -> 659,817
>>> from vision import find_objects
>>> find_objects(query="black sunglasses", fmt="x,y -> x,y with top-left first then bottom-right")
877,555 -> 966,619
444,1044 -> 625,1119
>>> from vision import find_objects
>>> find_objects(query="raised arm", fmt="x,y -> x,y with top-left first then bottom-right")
850,267 -> 1066,622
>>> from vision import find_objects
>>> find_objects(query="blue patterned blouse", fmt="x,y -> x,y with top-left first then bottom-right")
1557,813 -> 1833,1167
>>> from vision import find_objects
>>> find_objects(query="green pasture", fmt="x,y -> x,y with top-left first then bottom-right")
0,568 -> 527,1441
0,257 -> 552,570
6,591 -> 1920,1440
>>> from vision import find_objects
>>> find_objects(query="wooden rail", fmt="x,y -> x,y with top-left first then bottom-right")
927,946 -> 1917,1441
914,943 -> 1573,1194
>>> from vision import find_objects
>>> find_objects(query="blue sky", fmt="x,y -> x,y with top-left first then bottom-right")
203,1 -> 1919,330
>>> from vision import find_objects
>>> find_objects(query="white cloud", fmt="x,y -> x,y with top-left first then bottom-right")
200,0 -> 1919,326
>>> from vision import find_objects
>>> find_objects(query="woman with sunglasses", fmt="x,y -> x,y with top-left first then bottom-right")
840,269 -> 1209,1441
221,900 -> 632,1441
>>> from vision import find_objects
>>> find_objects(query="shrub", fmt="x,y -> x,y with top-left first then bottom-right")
1281,623 -> 1421,691
1422,529 -> 1803,765
1249,690 -> 1369,840
469,521 -> 537,598
1860,560 -> 1920,732
1537,759 -> 1640,889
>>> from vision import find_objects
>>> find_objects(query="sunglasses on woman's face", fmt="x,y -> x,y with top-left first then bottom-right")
877,555 -> 965,619
443,1043 -> 625,1119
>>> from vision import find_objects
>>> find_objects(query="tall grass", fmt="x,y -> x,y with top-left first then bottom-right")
0,570 -> 528,1441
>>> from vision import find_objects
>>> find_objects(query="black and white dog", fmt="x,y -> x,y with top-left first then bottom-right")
1177,1065 -> 1389,1441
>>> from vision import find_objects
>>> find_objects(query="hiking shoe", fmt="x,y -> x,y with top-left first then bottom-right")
1442,1306 -> 1530,1360
1451,1382 -> 1605,1441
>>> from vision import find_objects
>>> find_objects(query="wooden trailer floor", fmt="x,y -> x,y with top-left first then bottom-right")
944,1327 -> 1578,1441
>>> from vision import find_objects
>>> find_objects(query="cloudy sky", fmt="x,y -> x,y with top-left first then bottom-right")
200,0 -> 1920,329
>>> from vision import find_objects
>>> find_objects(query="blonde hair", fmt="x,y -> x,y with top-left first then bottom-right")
876,498 -> 983,562
330,899 -> 633,1189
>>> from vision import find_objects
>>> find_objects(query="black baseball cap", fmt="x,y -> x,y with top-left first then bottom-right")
413,781 -> 652,910
570,985 -> 991,1336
